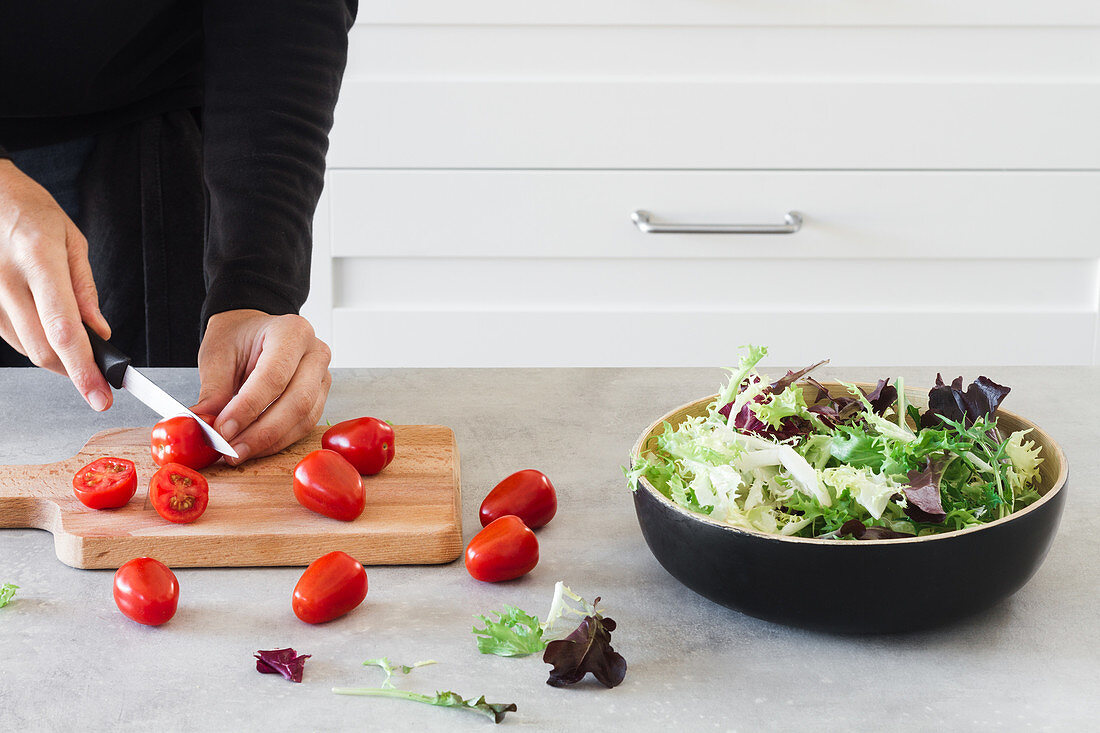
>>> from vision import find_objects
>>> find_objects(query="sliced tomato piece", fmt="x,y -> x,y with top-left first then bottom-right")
72,457 -> 138,509
149,463 -> 209,524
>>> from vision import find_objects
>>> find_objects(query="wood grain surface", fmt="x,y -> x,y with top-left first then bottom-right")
0,425 -> 462,569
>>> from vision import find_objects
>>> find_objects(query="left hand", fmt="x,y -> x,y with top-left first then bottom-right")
192,309 -> 332,465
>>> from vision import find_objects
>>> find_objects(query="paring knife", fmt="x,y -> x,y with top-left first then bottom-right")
84,325 -> 239,459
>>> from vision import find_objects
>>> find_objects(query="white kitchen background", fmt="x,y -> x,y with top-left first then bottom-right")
301,0 -> 1100,367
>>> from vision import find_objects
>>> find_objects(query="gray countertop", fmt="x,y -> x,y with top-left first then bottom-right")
1,366 -> 1097,731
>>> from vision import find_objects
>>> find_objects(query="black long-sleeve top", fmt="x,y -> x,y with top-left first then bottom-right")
0,0 -> 356,321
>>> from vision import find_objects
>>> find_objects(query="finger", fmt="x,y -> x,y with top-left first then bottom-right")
215,325 -> 310,444
0,309 -> 27,358
24,257 -> 112,410
66,222 -> 110,339
0,284 -> 64,374
224,348 -> 331,465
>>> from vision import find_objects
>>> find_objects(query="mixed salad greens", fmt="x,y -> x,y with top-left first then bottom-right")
627,346 -> 1045,540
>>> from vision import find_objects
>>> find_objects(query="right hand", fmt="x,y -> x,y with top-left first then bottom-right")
0,158 -> 113,410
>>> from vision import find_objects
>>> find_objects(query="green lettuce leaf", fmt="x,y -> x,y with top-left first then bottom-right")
473,605 -> 545,657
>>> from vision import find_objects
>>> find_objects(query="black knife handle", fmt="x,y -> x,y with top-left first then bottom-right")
84,324 -> 130,389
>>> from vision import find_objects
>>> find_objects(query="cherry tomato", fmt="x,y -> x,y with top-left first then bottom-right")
149,463 -> 209,524
292,550 -> 368,624
150,414 -> 220,470
479,469 -> 557,529
72,457 -> 137,509
465,515 -> 539,583
293,449 -> 365,521
113,557 -> 179,626
321,417 -> 396,476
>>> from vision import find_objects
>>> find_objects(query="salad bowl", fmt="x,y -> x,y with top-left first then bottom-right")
629,382 -> 1068,634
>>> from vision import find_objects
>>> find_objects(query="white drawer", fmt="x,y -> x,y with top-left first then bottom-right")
358,0 -> 1100,27
329,25 -> 1100,169
328,170 -> 1100,259
318,170 -> 1100,367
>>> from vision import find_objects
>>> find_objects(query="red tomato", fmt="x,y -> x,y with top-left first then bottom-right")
293,449 -> 365,521
479,469 -> 557,529
113,557 -> 179,626
150,414 -> 220,470
292,550 -> 368,624
465,515 -> 539,583
72,457 -> 137,509
149,463 -> 209,524
321,417 -> 396,476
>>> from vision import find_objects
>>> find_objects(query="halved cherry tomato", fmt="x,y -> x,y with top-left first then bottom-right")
479,469 -> 557,529
465,515 -> 539,583
150,414 -> 220,470
293,449 -> 365,521
292,550 -> 368,624
321,417 -> 396,476
72,457 -> 137,509
113,557 -> 179,626
149,463 -> 209,524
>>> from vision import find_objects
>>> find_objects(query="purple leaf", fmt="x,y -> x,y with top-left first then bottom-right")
865,379 -> 898,416
902,459 -> 949,524
769,359 -> 829,395
921,374 -> 1010,429
255,648 -> 311,683
543,609 -> 627,689
838,519 -> 915,540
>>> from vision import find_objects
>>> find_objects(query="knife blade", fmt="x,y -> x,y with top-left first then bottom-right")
84,325 -> 239,459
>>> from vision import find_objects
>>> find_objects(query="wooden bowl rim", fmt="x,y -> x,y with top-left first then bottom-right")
630,381 -> 1069,546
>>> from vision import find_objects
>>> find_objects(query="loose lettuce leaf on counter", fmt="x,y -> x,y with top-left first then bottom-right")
543,604 -> 627,689
473,605 -> 545,657
0,583 -> 18,609
255,648 -> 311,683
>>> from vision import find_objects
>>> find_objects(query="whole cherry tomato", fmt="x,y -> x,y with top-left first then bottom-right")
479,469 -> 557,529
149,463 -> 209,524
113,557 -> 179,626
150,414 -> 220,470
72,457 -> 137,509
321,417 -> 396,476
465,515 -> 539,583
292,550 -> 368,624
293,449 -> 365,521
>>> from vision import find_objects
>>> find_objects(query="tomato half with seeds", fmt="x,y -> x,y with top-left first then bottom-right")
72,457 -> 137,509
465,515 -> 539,583
149,463 -> 209,524
293,449 -> 365,521
150,414 -> 220,470
113,557 -> 179,626
292,550 -> 368,624
479,469 -> 557,529
321,417 -> 396,476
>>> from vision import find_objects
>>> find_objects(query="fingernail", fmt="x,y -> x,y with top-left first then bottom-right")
221,420 -> 240,441
230,443 -> 249,464
87,389 -> 109,411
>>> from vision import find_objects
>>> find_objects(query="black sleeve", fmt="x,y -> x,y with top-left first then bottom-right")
200,0 -> 356,325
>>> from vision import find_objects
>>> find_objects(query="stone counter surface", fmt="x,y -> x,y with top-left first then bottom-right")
1,366 -> 1097,731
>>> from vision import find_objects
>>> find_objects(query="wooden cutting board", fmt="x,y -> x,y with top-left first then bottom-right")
0,425 -> 462,569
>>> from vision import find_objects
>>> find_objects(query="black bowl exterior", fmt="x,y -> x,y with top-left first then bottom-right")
633,479 -> 1068,634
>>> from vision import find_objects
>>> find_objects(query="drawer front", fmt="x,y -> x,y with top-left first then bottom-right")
329,26 -> 1100,169
358,0 -> 1100,26
329,170 -> 1100,259
319,170 -> 1100,367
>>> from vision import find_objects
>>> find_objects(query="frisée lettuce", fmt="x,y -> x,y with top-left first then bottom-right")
626,346 -> 1045,539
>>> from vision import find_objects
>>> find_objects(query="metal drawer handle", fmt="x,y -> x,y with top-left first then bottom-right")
631,209 -> 803,235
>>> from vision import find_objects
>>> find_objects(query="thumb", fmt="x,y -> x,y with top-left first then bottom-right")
193,353 -> 239,423
67,223 -> 110,339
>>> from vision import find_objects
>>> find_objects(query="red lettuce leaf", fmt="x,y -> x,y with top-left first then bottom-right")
769,359 -> 828,395
838,519 -> 914,540
902,458 -> 949,524
920,374 -> 1010,429
255,648 -> 311,683
543,607 -> 626,689
864,379 -> 899,416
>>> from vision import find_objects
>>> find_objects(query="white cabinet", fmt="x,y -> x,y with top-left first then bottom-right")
307,8 -> 1100,367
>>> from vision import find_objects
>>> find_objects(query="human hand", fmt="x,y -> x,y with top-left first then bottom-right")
192,309 -> 332,465
0,159 -> 113,410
